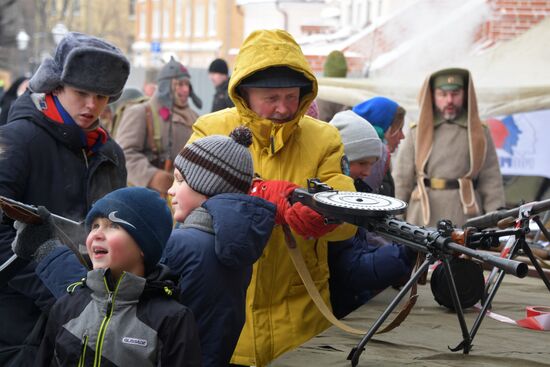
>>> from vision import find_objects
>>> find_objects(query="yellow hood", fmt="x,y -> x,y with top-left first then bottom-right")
228,29 -> 318,154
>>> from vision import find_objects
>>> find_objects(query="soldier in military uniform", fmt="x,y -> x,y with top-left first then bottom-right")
393,68 -> 505,228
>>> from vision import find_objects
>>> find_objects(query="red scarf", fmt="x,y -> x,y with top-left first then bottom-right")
42,94 -> 107,155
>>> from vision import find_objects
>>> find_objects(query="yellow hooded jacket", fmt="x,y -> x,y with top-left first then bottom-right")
188,29 -> 357,366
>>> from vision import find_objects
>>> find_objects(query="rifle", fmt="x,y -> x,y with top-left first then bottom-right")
290,179 -> 528,366
0,196 -> 90,286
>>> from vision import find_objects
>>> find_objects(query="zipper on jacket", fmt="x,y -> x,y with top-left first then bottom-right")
78,330 -> 89,367
93,274 -> 124,367
81,149 -> 89,169
270,135 -> 275,155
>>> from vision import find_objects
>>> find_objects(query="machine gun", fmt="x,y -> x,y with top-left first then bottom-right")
290,179 -> 528,367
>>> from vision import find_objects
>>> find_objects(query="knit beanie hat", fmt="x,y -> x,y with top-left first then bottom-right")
323,50 -> 348,78
156,56 -> 202,109
174,126 -> 254,196
85,187 -> 173,274
330,110 -> 382,162
208,58 -> 229,75
352,97 -> 399,139
29,32 -> 130,103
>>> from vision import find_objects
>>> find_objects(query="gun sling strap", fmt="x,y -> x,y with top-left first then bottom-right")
282,224 -> 419,335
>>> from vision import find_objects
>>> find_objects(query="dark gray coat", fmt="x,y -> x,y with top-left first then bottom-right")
0,91 -> 127,366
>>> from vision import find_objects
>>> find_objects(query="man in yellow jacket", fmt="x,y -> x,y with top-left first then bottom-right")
188,29 -> 357,366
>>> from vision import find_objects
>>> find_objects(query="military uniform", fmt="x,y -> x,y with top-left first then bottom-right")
393,68 -> 505,228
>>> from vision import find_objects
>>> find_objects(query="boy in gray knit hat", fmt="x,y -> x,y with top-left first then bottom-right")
160,126 -> 276,366
328,110 -> 415,319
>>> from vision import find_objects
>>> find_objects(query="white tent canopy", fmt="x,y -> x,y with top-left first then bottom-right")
317,17 -> 550,120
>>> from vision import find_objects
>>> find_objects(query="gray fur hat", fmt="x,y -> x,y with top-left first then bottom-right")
29,32 -> 130,102
156,56 -> 202,109
330,110 -> 382,162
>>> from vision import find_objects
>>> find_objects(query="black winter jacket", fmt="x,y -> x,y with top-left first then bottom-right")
210,78 -> 233,112
0,92 -> 127,366
36,266 -> 202,366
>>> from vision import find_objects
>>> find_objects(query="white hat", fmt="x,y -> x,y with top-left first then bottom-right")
330,110 -> 382,162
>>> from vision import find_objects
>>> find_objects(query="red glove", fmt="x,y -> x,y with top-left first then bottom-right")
249,180 -> 299,224
284,202 -> 339,239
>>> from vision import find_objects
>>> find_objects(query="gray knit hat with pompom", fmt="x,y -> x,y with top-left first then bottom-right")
174,126 -> 254,196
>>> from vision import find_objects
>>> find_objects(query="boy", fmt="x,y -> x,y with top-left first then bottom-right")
163,126 -> 276,366
328,110 -> 415,318
29,187 -> 202,366
0,32 -> 129,366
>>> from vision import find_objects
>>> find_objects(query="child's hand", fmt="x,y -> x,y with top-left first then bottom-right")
249,179 -> 298,224
11,206 -> 60,262
284,202 -> 339,239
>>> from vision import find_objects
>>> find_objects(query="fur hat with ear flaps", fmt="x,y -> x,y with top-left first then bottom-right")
156,56 -> 203,110
29,32 -> 130,102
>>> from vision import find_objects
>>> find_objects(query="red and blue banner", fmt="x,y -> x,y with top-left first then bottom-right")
488,109 -> 550,179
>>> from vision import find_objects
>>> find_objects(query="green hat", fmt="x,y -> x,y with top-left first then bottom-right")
432,73 -> 464,91
323,50 -> 348,78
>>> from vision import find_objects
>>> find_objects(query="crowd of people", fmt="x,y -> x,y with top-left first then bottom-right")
0,28 -> 504,367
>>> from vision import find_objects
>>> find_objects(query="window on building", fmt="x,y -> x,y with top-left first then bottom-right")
175,0 -> 183,37
72,0 -> 80,16
208,0 -> 217,36
163,0 -> 171,38
153,9 -> 161,38
139,9 -> 146,39
185,0 -> 192,37
50,0 -> 57,15
194,3 -> 205,37
129,0 -> 137,16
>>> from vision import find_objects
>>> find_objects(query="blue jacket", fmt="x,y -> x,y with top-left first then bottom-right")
37,193 -> 275,367
329,228 -> 414,319
0,92 -> 127,366
162,194 -> 275,367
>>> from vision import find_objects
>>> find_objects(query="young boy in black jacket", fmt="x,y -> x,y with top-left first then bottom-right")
29,187 -> 202,366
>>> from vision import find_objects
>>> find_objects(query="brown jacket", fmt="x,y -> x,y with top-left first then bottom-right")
115,96 -> 198,187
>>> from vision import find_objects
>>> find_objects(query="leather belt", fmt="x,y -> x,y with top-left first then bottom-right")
423,177 -> 460,190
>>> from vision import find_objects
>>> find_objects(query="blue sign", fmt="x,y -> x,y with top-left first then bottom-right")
151,42 -> 161,53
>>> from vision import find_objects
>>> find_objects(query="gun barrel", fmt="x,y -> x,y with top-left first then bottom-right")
0,195 -> 80,226
446,242 -> 528,278
370,217 -> 527,278
465,198 -> 550,229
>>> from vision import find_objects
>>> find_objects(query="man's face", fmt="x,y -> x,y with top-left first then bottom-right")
243,87 -> 300,123
209,72 -> 227,87
54,86 -> 109,129
433,88 -> 465,121
171,78 -> 191,106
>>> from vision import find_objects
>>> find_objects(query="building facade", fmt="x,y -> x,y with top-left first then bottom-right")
132,0 -> 243,68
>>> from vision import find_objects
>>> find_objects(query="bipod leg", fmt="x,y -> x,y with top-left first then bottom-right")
348,257 -> 432,367
520,234 -> 550,292
467,237 -> 525,346
442,256 -> 471,353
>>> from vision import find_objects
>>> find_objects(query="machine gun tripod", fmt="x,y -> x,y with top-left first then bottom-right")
291,179 -> 528,367
455,198 -> 550,352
